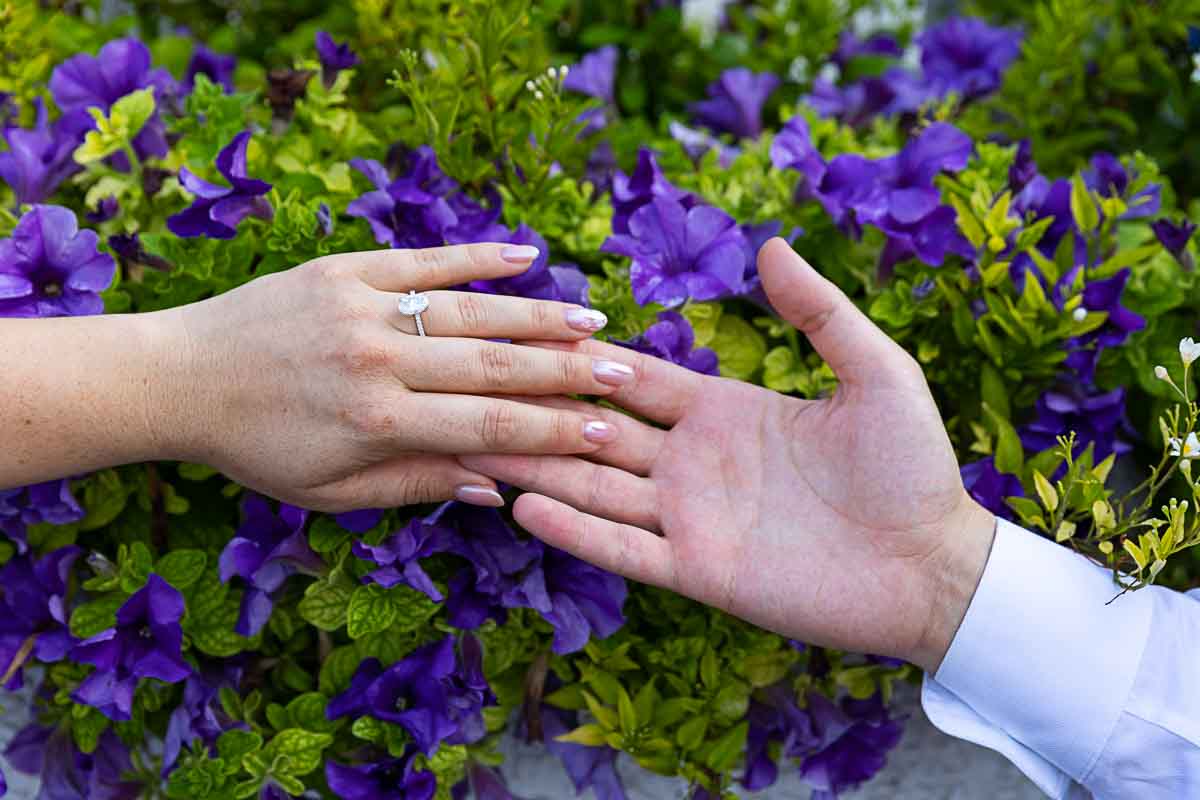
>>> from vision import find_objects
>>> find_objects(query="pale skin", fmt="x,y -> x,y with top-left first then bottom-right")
1,242 -> 637,511
463,238 -> 998,672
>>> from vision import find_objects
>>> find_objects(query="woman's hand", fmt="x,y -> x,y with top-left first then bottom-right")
460,240 -> 997,672
142,242 -> 636,511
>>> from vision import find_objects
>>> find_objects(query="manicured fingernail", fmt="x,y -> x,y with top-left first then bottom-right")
501,244 -> 540,263
584,420 -> 617,443
566,307 -> 608,332
593,359 -> 634,386
454,485 -> 505,508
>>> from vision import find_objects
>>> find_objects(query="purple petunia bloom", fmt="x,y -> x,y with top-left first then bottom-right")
743,683 -> 817,791
602,195 -> 747,307
616,311 -> 718,375
669,122 -> 739,167
335,508 -> 384,533
71,574 -> 191,721
353,514 -> 446,601
0,92 -> 14,127
219,494 -> 322,637
1082,153 -> 1160,220
0,100 -> 93,205
87,196 -> 120,223
327,635 -> 494,755
1063,268 -> 1145,383
326,749 -> 436,800
162,658 -> 245,774
831,32 -> 902,69
539,702 -> 627,800
0,204 -> 116,318
563,45 -> 618,136
347,147 -> 500,249
185,44 -> 236,93
466,225 -> 590,305
806,67 -> 930,129
1152,218 -> 1196,265
1019,385 -> 1133,470
0,478 -> 84,553
316,31 -> 360,88
49,37 -> 176,169
961,457 -> 1024,520
918,17 -> 1022,102
0,546 -> 80,689
610,148 -> 697,236
168,131 -> 273,239
7,722 -> 141,800
798,693 -> 904,798
689,68 -> 780,140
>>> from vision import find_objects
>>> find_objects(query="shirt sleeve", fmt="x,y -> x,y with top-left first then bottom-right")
920,517 -> 1200,799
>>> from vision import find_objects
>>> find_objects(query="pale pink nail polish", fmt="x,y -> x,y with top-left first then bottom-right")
566,307 -> 608,332
500,244 -> 540,263
454,485 -> 505,507
593,360 -> 634,386
583,420 -> 617,443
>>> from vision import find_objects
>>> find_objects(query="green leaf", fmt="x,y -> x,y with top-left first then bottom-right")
555,723 -> 608,746
710,315 -> 766,380
582,691 -> 619,731
1070,174 -> 1100,233
984,402 -> 1024,475
351,716 -> 385,743
70,594 -> 125,639
262,729 -> 332,778
632,677 -> 659,723
286,692 -> 337,733
156,551 -> 208,590
1033,470 -> 1059,512
617,686 -> 637,736
308,515 -> 351,553
70,704 -> 109,754
704,721 -> 748,772
762,346 -> 799,392
699,648 -> 719,689
297,578 -> 352,631
78,469 -> 132,531
979,363 -> 1010,421
217,729 -> 263,763
347,584 -> 399,639
676,714 -> 708,750
120,542 -> 155,594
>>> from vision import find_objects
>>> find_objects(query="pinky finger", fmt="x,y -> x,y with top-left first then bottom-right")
513,493 -> 677,590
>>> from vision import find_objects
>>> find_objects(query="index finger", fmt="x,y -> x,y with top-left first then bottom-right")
339,243 -> 542,292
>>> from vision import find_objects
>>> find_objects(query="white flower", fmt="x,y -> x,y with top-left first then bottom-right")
546,66 -> 556,78
1072,307 -> 1088,322
559,65 -> 569,79
1155,365 -> 1170,380
534,90 -> 544,100
1180,337 -> 1200,366
525,80 -> 536,92
1169,432 -> 1200,459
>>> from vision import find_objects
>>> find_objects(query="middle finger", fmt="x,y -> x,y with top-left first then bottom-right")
384,289 -> 608,341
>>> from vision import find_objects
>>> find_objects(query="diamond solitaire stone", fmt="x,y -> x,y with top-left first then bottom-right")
398,290 -> 430,315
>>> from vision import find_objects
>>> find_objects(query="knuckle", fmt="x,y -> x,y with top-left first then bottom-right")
454,293 -> 490,332
529,301 -> 554,332
409,247 -> 451,280
395,469 -> 446,504
547,411 -> 577,449
477,345 -> 516,385
338,332 -> 394,376
346,401 -> 400,440
479,404 -> 519,450
555,353 -> 582,387
307,256 -> 347,285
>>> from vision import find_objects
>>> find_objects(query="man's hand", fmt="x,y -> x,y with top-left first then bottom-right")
462,239 -> 997,671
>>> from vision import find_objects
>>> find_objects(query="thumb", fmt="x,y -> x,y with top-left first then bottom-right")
758,237 -> 915,386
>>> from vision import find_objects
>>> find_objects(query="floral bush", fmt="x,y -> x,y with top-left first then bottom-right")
0,1 -> 1198,798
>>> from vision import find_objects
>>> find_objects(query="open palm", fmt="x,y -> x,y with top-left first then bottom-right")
462,240 -> 995,671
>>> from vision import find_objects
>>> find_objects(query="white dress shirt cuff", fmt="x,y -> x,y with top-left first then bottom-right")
920,517 -> 1155,791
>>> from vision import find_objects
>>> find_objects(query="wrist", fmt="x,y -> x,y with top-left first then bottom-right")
130,307 -> 210,464
908,494 -> 997,673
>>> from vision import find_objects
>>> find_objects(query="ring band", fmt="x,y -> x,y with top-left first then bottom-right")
397,290 -> 430,336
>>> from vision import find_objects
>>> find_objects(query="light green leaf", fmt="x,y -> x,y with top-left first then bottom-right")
297,578 -> 352,631
155,551 -> 207,590
346,583 -> 398,639
710,315 -> 766,380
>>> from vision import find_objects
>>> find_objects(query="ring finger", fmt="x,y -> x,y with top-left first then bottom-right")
384,290 -> 609,341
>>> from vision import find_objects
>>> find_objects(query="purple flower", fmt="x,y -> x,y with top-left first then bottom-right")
743,683 -> 817,791
540,703 -> 627,800
1020,385 -> 1132,469
1082,153 -> 1160,220
616,311 -> 718,375
918,17 -> 1022,102
335,508 -> 384,533
326,750 -> 436,800
1063,269 -> 1145,383
0,92 -> 14,127
509,547 -> 628,655
162,659 -> 245,773
610,148 -> 696,235
347,147 -> 499,249
563,46 -> 618,136
87,196 -> 120,223
0,205 -> 116,318
1007,140 -> 1038,197
669,122 -> 739,167
7,723 -> 140,800
71,574 -> 191,721
805,67 -> 929,128
689,68 -> 780,140
0,546 -> 80,689
0,478 -> 83,553
797,693 -> 904,798
353,515 -> 446,602
466,225 -> 590,304
327,635 -> 494,755
831,32 -> 902,69
961,457 -> 1024,520
185,45 -> 236,93
602,196 -> 747,307
168,132 -> 273,239
219,494 -> 322,637
1152,218 -> 1196,258
316,32 -> 360,88
49,37 -> 176,168
0,100 -> 92,205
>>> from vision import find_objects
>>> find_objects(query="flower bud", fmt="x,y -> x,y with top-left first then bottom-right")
1073,307 -> 1087,322
1155,365 -> 1169,380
